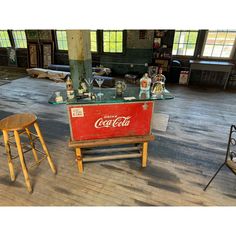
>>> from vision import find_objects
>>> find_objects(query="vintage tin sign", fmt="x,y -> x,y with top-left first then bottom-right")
68,101 -> 153,141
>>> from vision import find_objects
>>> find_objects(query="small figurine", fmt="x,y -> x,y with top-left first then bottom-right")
65,75 -> 75,100
115,80 -> 126,97
151,67 -> 166,97
140,73 -> 152,91
55,91 -> 63,103
152,67 -> 166,84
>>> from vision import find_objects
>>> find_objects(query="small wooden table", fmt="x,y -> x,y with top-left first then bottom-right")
188,60 -> 234,89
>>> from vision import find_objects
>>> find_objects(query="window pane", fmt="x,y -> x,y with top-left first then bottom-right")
203,30 -> 236,58
203,44 -> 213,56
110,42 -> 116,52
177,43 -> 187,55
104,42 -> 109,52
172,30 -> 198,56
179,32 -> 189,44
225,32 -> 236,45
221,45 -> 233,57
116,43 -> 122,52
172,43 -> 178,55
206,32 -> 217,44
12,30 -> 27,48
103,32 -> 109,41
103,30 -> 123,53
215,32 -> 227,45
188,32 -> 198,44
56,30 -> 68,50
117,32 -> 123,41
186,44 -> 195,56
173,31 -> 180,44
212,45 -> 223,57
110,32 -> 116,41
90,31 -> 97,52
0,30 -> 11,48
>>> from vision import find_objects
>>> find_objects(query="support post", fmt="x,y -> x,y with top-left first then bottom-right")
66,30 -> 92,89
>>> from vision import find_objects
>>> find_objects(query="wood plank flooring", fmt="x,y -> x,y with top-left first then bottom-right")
0,76 -> 236,205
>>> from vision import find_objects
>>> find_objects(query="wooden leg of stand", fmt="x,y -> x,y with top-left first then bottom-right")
34,121 -> 57,174
25,127 -> 39,164
2,130 -> 15,181
76,148 -> 83,173
142,142 -> 148,167
14,130 -> 32,193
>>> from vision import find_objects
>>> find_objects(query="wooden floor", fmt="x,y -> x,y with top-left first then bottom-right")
0,75 -> 236,206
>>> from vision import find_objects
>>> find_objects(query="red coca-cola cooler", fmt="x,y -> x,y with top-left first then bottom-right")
67,101 -> 154,141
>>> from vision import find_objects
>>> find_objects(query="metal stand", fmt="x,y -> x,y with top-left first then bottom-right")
204,125 -> 236,191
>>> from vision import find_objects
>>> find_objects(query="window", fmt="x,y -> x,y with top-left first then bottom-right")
12,30 -> 27,48
172,30 -> 198,56
90,31 -> 97,52
56,30 -> 98,52
56,30 -> 68,50
202,30 -> 236,58
0,30 -> 11,48
103,30 -> 123,53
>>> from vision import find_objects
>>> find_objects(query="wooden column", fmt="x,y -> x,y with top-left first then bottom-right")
66,30 -> 92,89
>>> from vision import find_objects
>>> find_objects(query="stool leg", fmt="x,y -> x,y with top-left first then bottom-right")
33,121 -> 57,174
142,142 -> 148,167
76,148 -> 83,173
25,128 -> 39,164
14,130 -> 32,193
2,130 -> 15,181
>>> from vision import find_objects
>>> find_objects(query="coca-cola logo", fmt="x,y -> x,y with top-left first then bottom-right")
94,115 -> 131,128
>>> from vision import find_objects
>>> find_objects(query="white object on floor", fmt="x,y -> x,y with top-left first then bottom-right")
152,113 -> 170,132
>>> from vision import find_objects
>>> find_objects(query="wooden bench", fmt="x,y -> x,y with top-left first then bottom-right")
69,134 -> 155,173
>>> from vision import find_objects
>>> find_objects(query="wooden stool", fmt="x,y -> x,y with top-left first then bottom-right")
0,113 -> 57,193
69,135 -> 155,173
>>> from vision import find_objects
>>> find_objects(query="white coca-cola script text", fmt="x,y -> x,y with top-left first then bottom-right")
94,116 -> 131,128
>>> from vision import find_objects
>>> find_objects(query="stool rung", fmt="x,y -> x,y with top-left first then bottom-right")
29,157 -> 46,169
29,132 -> 38,137
11,148 -> 33,159
34,148 -> 47,156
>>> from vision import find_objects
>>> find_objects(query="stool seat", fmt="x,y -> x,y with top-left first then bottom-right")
0,113 -> 37,131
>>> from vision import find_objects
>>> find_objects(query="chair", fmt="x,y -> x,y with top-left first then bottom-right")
204,125 -> 236,191
0,113 -> 57,193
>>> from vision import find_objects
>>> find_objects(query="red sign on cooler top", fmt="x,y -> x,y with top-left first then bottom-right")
68,102 -> 153,141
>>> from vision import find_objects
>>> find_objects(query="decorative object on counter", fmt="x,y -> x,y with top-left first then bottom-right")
140,73 -> 152,91
139,90 -> 150,99
95,76 -> 105,97
85,77 -> 94,94
55,91 -> 63,103
152,67 -> 166,84
115,80 -> 127,98
151,67 -> 166,98
124,74 -> 138,84
66,75 -> 75,100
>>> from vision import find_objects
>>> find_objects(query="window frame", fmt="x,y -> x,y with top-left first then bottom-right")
0,30 -> 12,48
201,30 -> 236,60
90,30 -> 98,54
55,30 -> 68,52
12,30 -> 27,49
101,30 -> 126,55
172,30 -> 199,57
